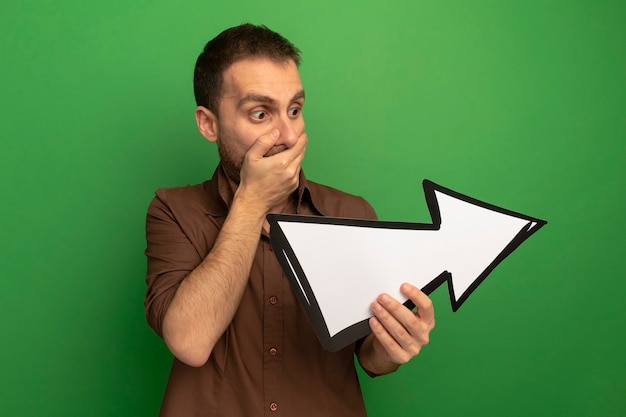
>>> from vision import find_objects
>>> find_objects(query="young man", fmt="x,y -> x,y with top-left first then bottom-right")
144,24 -> 435,416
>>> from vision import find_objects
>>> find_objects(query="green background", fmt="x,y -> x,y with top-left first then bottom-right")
2,1 -> 624,416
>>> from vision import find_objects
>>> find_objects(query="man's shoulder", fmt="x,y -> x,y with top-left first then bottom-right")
306,180 -> 362,201
155,181 -> 209,202
150,180 -> 219,217
154,181 -> 209,201
306,180 -> 377,220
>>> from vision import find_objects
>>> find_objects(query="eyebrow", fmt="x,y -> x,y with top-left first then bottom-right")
237,89 -> 305,108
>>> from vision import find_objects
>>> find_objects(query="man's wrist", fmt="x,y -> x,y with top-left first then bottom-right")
356,333 -> 401,377
230,190 -> 269,223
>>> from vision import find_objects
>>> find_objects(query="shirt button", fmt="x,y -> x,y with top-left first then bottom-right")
269,347 -> 278,356
269,296 -> 278,305
269,402 -> 278,412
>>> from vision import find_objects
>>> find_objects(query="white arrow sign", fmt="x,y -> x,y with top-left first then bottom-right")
267,180 -> 547,352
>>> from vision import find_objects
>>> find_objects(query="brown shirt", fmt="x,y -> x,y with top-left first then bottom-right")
145,164 -> 378,417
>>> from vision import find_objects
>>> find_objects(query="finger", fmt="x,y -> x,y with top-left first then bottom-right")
267,133 -> 307,180
375,293 -> 418,328
375,292 -> 433,347
277,132 -> 308,163
371,296 -> 417,348
289,134 -> 307,168
401,283 -> 435,324
246,129 -> 280,160
368,317 -> 414,364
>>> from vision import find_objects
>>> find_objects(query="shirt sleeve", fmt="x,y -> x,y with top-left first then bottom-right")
361,197 -> 378,221
144,189 -> 204,338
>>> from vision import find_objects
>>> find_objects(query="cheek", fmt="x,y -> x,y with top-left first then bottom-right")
240,127 -> 267,151
223,123 -> 260,152
294,117 -> 306,136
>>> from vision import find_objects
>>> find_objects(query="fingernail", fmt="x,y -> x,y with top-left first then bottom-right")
379,294 -> 389,304
271,129 -> 279,138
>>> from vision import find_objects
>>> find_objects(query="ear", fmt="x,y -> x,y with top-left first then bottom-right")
195,106 -> 219,143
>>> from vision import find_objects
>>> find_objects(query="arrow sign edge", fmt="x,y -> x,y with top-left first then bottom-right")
268,179 -> 548,351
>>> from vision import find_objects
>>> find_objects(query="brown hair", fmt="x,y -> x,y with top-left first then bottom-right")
193,23 -> 302,114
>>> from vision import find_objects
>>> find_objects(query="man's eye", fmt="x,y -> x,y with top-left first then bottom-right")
288,107 -> 301,117
250,111 -> 268,120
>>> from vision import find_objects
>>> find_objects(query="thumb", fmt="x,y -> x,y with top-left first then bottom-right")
246,129 -> 279,160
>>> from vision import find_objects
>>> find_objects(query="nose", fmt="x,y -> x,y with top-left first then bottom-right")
275,114 -> 301,148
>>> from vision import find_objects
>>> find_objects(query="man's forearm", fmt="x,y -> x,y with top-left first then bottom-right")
161,196 -> 266,367
159,129 -> 306,367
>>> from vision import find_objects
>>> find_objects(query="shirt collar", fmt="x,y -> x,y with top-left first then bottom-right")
202,163 -> 331,217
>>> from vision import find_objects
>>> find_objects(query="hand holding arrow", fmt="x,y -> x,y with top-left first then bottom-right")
267,180 -> 547,352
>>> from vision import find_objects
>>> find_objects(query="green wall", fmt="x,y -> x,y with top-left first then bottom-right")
2,1 -> 624,416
